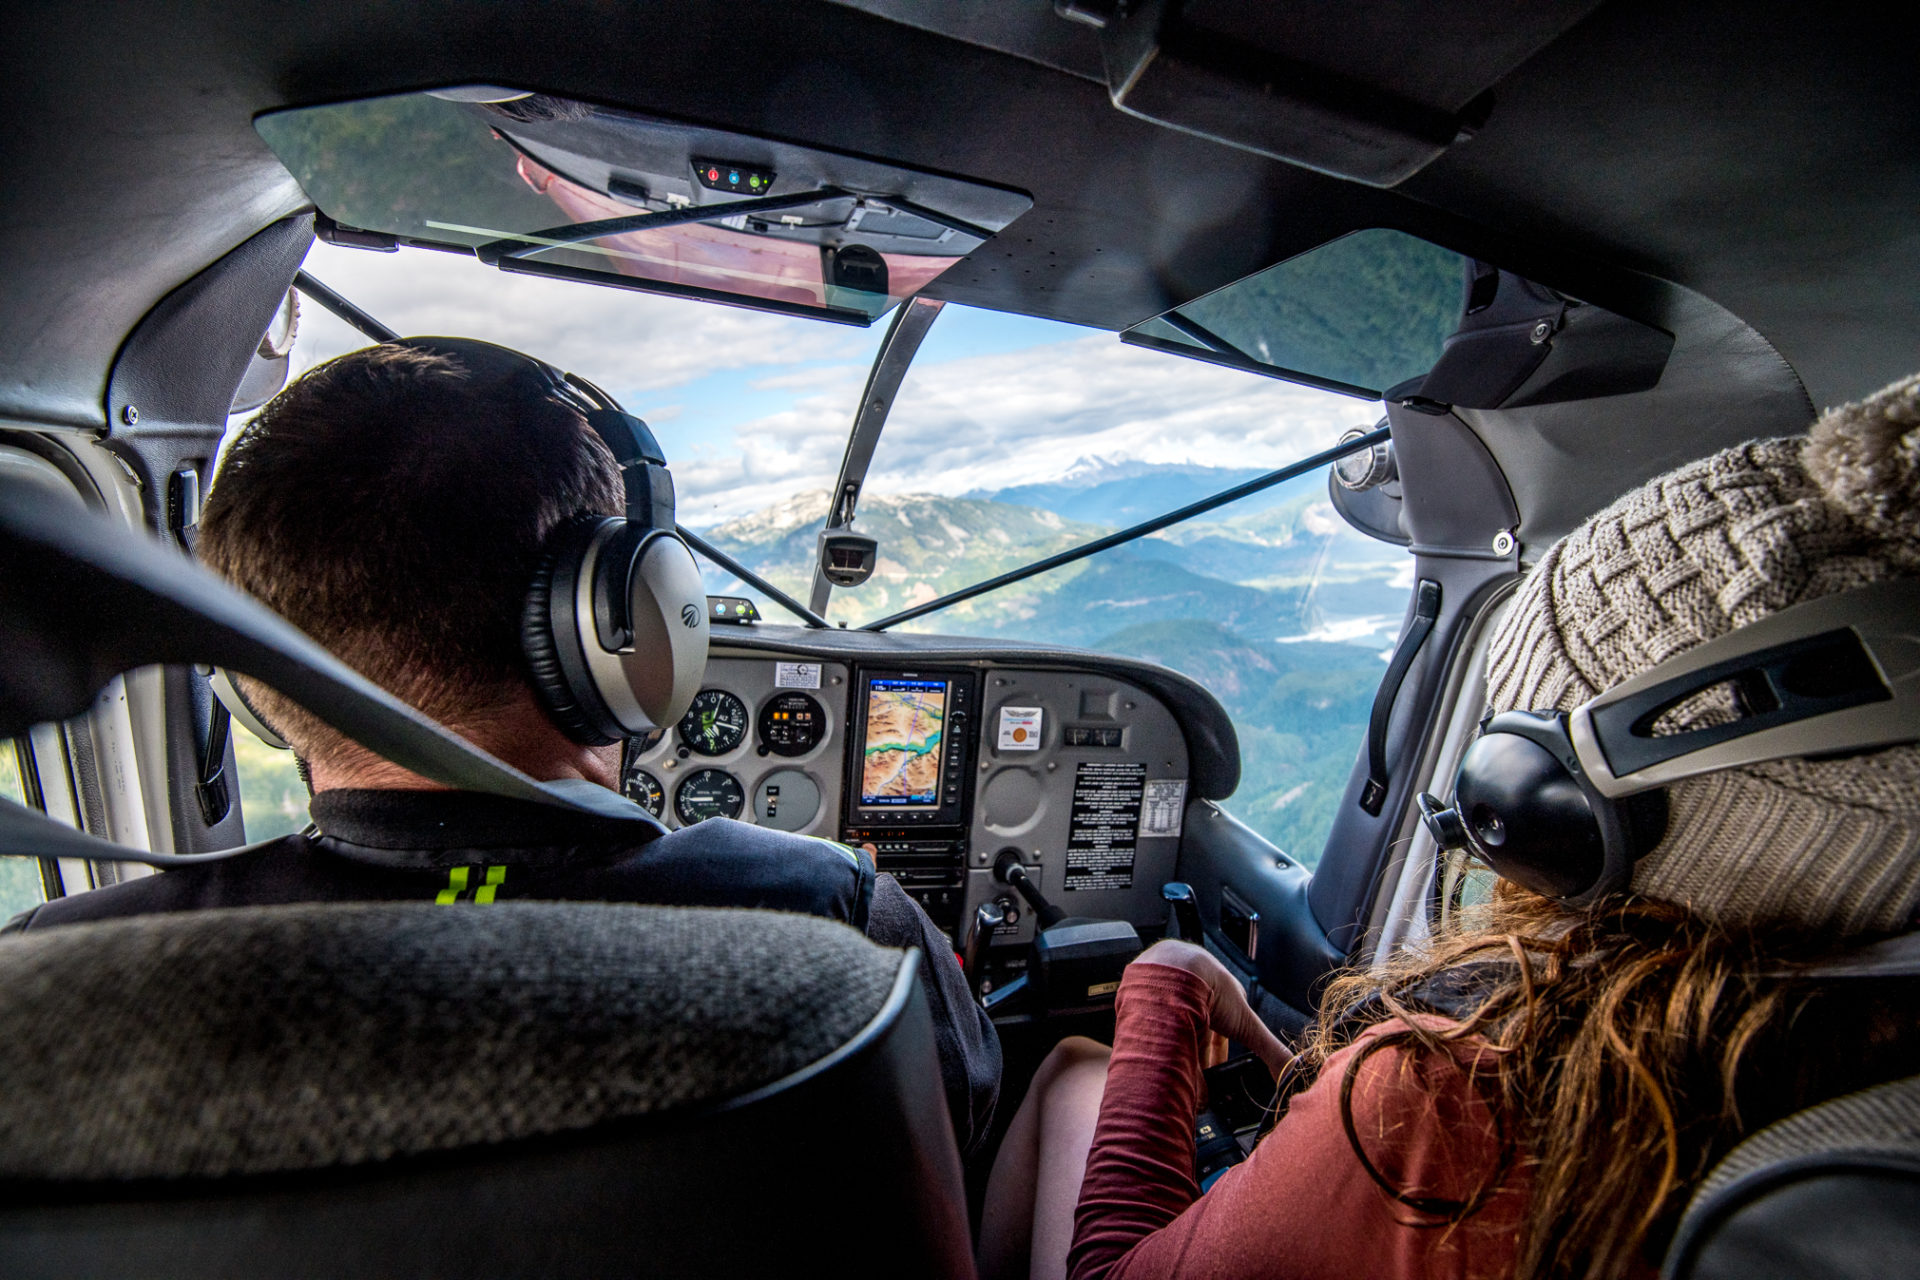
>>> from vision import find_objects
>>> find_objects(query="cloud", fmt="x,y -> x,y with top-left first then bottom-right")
286,243 -> 1376,530
865,335 -> 1375,493
291,241 -> 870,394
746,365 -> 866,393
671,394 -> 854,526
674,332 -> 1376,522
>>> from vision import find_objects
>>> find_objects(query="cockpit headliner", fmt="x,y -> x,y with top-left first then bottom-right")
1,0 -> 1914,528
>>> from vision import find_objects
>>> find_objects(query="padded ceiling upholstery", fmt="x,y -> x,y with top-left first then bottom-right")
1,0 -> 1913,488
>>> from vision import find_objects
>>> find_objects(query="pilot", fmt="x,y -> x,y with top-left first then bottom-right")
979,374 -> 1920,1279
6,340 -> 1001,1159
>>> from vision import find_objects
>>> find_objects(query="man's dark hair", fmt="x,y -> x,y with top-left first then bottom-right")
200,343 -> 624,754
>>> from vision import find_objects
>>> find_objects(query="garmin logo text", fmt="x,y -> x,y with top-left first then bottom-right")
681,603 -> 702,628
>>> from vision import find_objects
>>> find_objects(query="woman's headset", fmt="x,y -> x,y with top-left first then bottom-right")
213,337 -> 709,751
1419,578 -> 1920,905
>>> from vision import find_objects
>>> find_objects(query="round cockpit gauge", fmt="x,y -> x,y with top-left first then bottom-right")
622,767 -> 665,818
674,769 -> 745,825
678,689 -> 749,756
759,691 -> 826,757
753,768 -> 822,832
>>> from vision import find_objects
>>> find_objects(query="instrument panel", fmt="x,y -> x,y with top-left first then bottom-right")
622,654 -> 1193,945
624,659 -> 852,844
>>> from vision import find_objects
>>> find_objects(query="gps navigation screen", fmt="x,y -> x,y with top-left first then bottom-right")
861,678 -> 948,807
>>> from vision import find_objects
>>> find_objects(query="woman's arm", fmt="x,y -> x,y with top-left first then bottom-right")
1066,962 -> 1215,1277
1067,943 -> 1289,1279
1067,950 -> 1520,1280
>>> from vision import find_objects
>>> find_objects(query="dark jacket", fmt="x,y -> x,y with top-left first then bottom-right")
10,789 -> 1001,1156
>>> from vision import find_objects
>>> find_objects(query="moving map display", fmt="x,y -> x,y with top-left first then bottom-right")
860,678 -> 948,807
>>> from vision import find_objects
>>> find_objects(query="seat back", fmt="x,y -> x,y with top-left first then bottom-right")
0,901 -> 974,1279
1664,1073 -> 1920,1279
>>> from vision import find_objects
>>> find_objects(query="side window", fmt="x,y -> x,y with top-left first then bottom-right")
1436,850 -> 1499,932
0,741 -> 47,918
231,729 -> 308,842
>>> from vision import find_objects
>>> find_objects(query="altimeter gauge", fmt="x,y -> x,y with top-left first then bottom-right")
678,689 -> 749,756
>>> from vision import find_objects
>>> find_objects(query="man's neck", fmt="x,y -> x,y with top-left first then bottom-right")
303,689 -> 622,794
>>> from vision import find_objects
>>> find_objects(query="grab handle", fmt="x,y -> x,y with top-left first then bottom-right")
1360,579 -> 1441,815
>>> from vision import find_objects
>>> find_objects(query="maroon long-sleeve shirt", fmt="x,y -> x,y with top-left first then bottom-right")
1069,965 -> 1529,1280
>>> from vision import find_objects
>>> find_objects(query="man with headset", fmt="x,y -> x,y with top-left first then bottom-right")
7,339 -> 1002,1159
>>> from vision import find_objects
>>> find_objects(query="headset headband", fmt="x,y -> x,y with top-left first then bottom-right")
1569,577 -> 1920,794
1421,577 -> 1920,904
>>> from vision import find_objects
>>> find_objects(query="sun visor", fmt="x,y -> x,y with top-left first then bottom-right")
255,87 -> 1032,326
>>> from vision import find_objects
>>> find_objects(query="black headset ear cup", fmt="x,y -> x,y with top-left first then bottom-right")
520,518 -> 621,746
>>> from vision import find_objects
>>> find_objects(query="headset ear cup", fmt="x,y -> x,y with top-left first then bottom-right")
209,667 -> 290,751
618,534 -> 711,730
521,520 -> 622,746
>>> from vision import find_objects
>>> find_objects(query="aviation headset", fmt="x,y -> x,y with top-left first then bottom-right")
1419,578 -> 1920,905
213,337 -> 710,751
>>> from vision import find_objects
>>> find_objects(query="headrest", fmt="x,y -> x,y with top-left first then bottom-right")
0,902 -> 909,1181
1666,1072 -> 1920,1278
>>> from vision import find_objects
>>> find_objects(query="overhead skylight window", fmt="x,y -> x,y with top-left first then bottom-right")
1126,229 -> 1466,398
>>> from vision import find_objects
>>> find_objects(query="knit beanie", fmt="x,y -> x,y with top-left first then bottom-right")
1482,373 -> 1920,937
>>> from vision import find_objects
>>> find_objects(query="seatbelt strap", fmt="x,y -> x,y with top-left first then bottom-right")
0,472 -> 667,866
194,690 -> 234,827
1774,931 -> 1920,982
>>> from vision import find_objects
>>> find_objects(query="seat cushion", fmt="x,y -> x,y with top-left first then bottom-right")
0,901 -> 903,1180
1667,1073 -> 1920,1279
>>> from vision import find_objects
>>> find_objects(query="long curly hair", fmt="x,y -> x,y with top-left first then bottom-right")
1284,881 -> 1920,1279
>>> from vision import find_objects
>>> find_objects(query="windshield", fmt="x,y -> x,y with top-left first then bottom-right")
267,246 -> 1411,864
282,241 -> 887,533
705,303 -> 1413,863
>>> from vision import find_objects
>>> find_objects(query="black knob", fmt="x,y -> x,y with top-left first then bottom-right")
996,850 -> 1064,928
1162,882 -> 1204,942
1417,793 -> 1470,851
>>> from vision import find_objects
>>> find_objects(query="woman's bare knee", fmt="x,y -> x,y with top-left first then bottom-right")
1036,1035 -> 1111,1083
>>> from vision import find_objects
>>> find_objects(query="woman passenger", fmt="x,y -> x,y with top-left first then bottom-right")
979,373 -> 1920,1280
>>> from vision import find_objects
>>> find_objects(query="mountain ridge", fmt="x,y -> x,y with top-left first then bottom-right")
686,476 -> 1409,866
